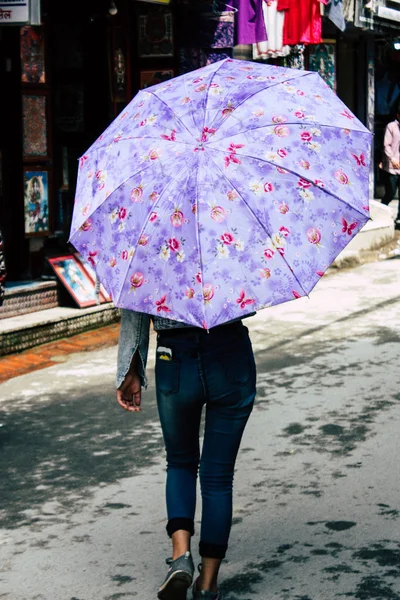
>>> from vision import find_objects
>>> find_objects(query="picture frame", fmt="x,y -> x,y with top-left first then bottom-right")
48,255 -> 107,308
22,90 -> 51,160
138,9 -> 173,58
140,69 -> 174,89
20,25 -> 46,84
74,252 -> 112,303
23,167 -> 51,237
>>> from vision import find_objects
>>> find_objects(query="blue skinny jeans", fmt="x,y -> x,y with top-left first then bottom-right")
155,320 -> 256,559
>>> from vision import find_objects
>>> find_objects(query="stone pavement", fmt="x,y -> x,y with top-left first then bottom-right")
0,323 -> 120,384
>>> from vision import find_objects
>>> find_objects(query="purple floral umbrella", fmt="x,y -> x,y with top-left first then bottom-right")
70,58 -> 371,329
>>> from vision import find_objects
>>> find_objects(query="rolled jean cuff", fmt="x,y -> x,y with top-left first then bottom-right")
199,541 -> 227,559
166,517 -> 194,538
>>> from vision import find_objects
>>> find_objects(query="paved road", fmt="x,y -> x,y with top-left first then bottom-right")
0,258 -> 400,600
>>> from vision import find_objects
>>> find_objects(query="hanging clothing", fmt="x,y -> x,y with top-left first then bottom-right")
278,0 -> 323,45
342,0 -> 354,22
284,44 -> 306,69
253,0 -> 290,60
231,0 -> 267,45
326,0 -> 346,31
178,4 -> 234,75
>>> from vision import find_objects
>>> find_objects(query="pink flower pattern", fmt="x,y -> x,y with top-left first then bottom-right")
70,59 -> 371,328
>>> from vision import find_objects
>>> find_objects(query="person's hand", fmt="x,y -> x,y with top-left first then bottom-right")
116,371 -> 142,412
392,160 -> 400,169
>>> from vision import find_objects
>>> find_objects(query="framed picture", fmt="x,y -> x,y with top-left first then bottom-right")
140,69 -> 174,89
23,167 -> 51,236
308,41 -> 336,92
138,9 -> 173,58
48,255 -> 107,308
74,252 -> 112,303
20,26 -> 46,84
22,91 -> 50,160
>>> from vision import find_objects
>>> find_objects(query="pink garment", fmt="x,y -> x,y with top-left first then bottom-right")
383,119 -> 400,174
278,0 -> 323,45
253,0 -> 290,59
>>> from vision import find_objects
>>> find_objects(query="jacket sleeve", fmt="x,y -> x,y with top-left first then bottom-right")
116,309 -> 151,390
384,123 -> 395,161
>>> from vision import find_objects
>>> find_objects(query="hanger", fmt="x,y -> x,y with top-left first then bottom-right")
213,1 -> 237,13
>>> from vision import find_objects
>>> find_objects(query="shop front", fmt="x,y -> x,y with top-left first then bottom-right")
0,0 -> 391,312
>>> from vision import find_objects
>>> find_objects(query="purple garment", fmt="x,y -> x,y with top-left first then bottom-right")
231,0 -> 267,45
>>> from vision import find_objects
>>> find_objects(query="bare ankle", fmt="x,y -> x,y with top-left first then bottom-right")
197,576 -> 218,593
171,530 -> 191,560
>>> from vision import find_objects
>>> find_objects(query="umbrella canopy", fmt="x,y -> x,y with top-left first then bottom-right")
70,58 -> 372,329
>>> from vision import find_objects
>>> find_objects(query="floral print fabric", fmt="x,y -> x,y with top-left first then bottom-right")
70,58 -> 371,329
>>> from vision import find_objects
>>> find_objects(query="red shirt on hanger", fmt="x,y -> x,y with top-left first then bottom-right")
278,0 -> 323,45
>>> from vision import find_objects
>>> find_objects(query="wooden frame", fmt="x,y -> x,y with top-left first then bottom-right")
23,166 -> 52,237
140,68 -> 174,89
74,252 -> 112,303
138,8 -> 174,58
20,25 -> 46,85
22,89 -> 51,161
48,254 -> 107,308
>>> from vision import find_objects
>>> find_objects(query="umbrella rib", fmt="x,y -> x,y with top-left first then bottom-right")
212,120 -> 370,143
115,161 -> 190,308
193,158 -> 207,327
206,70 -> 315,134
146,90 -> 198,142
205,150 -> 310,298
69,159 -> 167,237
79,135 -> 195,156
206,147 -> 370,220
200,58 -> 230,136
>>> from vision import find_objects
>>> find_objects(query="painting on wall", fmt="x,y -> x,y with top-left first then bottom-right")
308,42 -> 336,91
140,69 -> 174,89
138,9 -> 173,57
23,168 -> 50,236
22,93 -> 49,159
75,252 -> 112,303
20,26 -> 46,84
48,255 -> 107,308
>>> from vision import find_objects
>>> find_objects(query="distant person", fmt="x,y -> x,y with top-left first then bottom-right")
0,228 -> 6,307
381,103 -> 400,229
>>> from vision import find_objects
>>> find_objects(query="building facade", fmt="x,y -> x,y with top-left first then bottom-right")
0,0 -> 399,286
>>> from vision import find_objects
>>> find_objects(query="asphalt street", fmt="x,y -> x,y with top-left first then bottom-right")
0,257 -> 400,600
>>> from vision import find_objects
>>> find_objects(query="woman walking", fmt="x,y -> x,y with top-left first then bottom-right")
116,309 -> 256,600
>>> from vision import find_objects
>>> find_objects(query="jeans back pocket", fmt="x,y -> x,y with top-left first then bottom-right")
156,358 -> 180,395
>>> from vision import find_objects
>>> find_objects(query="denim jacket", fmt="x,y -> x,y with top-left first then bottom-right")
116,309 -> 191,390
116,309 -> 256,390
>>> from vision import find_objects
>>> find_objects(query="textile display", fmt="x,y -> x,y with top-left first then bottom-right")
179,48 -> 233,74
326,0 -> 346,31
181,7 -> 235,49
278,0 -> 323,45
342,0 -> 355,22
253,0 -> 290,60
179,3 -> 234,74
231,0 -> 267,44
283,44 -> 306,70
